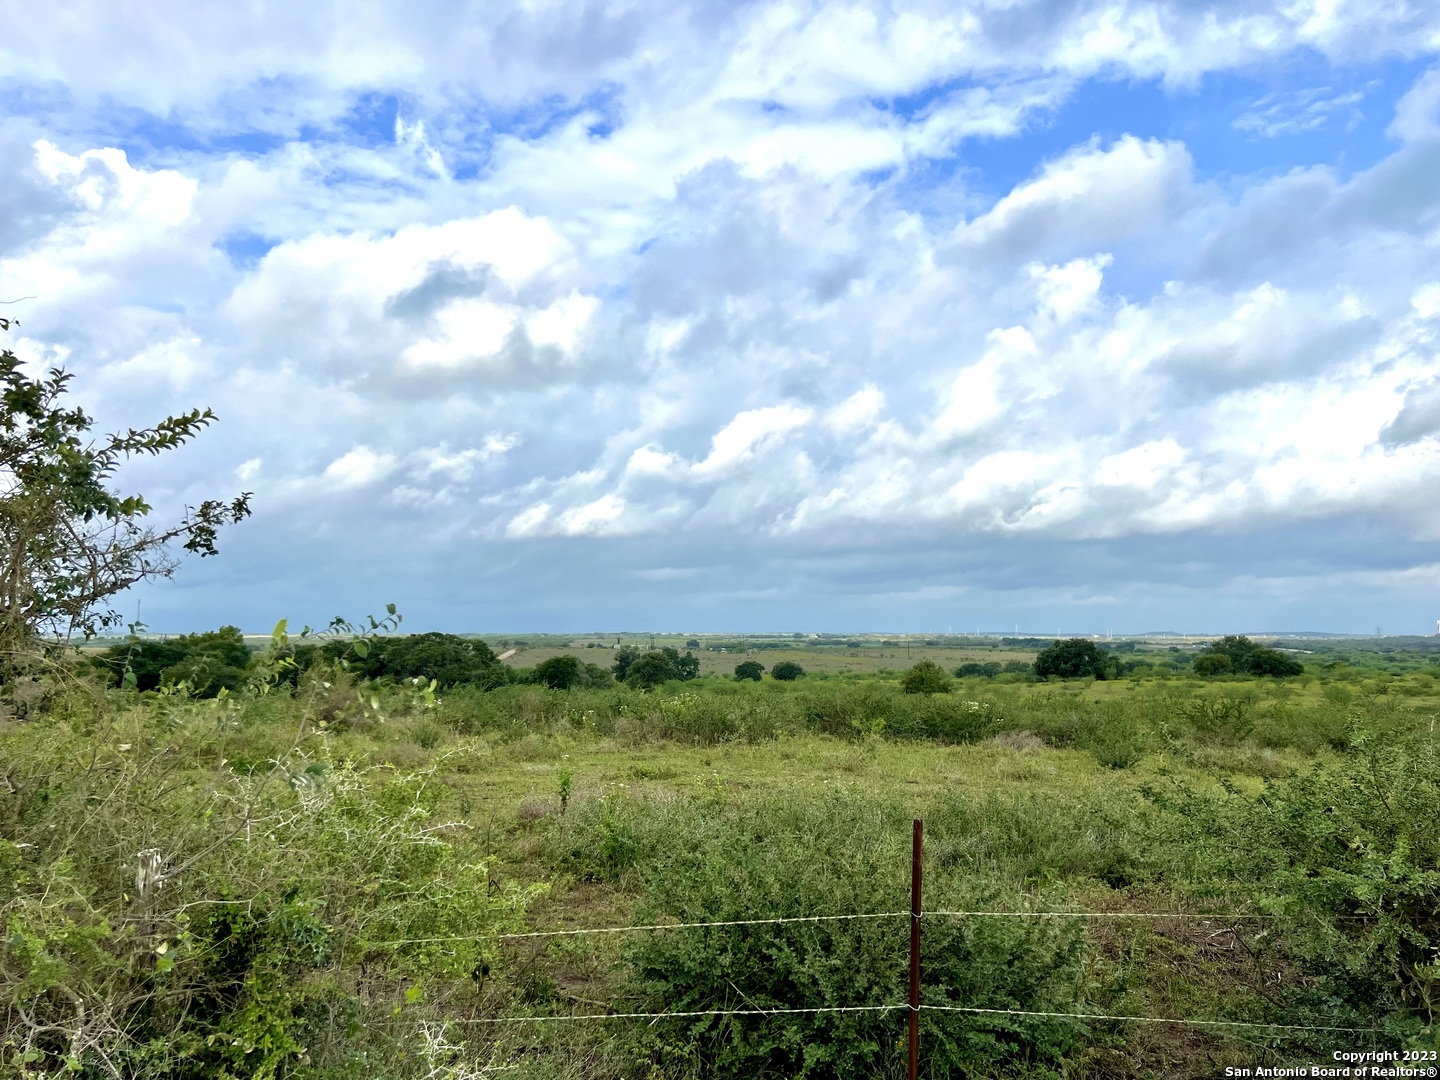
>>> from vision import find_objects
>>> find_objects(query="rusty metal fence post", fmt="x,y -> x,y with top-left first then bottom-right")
909,818 -> 922,1080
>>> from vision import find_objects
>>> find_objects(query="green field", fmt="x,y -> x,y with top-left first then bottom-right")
4,636 -> 1440,1078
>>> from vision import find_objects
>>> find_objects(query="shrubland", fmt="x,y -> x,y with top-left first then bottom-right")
4,634 -> 1440,1077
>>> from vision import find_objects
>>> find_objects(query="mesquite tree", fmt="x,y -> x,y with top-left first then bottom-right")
0,316 -> 251,656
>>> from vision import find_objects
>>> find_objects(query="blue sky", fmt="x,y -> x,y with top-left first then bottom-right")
2,0 -> 1440,635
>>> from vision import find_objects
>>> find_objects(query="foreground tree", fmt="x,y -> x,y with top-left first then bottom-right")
0,319 -> 251,656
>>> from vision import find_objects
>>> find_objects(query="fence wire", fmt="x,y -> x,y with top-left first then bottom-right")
374,906 -> 1309,949
434,1002 -> 1374,1034
372,907 -> 1378,1038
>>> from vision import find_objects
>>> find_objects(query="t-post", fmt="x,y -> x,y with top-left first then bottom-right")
909,818 -> 922,1080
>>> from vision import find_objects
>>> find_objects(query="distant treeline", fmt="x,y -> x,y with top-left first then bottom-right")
90,629 -> 1437,699
89,631 -> 705,698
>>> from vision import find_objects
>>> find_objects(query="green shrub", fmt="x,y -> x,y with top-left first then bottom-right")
770,661 -> 805,681
883,694 -> 998,744
955,661 -> 1002,678
901,660 -> 952,695
1002,698 -> 1149,767
1192,653 -> 1233,676
1177,692 -> 1255,744
547,793 -> 1090,1078
643,691 -> 782,745
800,684 -> 892,739
533,654 -> 583,689
1147,727 -> 1440,1035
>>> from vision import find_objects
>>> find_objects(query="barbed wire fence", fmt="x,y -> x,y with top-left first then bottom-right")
375,819 -> 1385,1078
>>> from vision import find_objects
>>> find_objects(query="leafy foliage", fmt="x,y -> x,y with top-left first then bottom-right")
611,644 -> 642,682
900,659 -> 952,694
94,624 -> 252,696
1192,635 -> 1304,678
0,695 -> 534,1077
548,793 -> 1089,1078
628,651 -> 675,689
0,327 -> 251,653
533,654 -> 582,690
354,632 -> 510,689
1034,639 -> 1114,680
668,648 -> 701,681
733,660 -> 765,682
1192,652 -> 1234,676
1150,726 -> 1440,1032
955,661 -> 1002,678
770,660 -> 805,681
622,647 -> 701,689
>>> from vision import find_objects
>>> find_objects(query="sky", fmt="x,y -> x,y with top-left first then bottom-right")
2,0 -> 1440,636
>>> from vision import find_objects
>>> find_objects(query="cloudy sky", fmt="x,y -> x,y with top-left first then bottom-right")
3,0 -> 1440,635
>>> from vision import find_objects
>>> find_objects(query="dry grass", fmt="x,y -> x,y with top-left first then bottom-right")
516,795 -> 554,822
991,729 -> 1048,752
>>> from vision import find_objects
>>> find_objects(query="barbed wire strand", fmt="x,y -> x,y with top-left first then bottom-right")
926,910 -> 1293,920
497,910 -> 909,939
422,1003 -> 1373,1034
921,1004 -> 1375,1034
371,908 -> 1318,949
370,912 -> 909,948
445,1004 -> 908,1024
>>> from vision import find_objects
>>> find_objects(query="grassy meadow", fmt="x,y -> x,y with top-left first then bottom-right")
4,635 -> 1440,1078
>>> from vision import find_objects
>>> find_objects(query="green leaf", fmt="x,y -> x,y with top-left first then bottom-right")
351,639 -> 369,659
